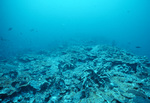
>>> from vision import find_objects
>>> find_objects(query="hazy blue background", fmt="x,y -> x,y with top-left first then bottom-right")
0,0 -> 150,59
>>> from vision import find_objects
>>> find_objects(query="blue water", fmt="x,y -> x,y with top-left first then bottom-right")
0,0 -> 150,59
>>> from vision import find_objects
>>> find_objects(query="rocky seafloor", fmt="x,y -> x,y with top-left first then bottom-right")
0,45 -> 150,103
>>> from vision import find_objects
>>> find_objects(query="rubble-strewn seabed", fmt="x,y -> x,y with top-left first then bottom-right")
0,44 -> 150,103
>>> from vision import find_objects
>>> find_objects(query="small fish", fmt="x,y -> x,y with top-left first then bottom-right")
136,46 -> 141,48
30,29 -> 34,32
20,32 -> 23,35
127,10 -> 130,13
8,27 -> 13,31
127,42 -> 131,45
0,37 -> 7,41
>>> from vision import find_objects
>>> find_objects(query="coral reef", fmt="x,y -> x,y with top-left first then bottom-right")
0,45 -> 150,103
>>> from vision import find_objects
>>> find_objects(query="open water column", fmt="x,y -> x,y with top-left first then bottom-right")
0,0 -> 150,102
